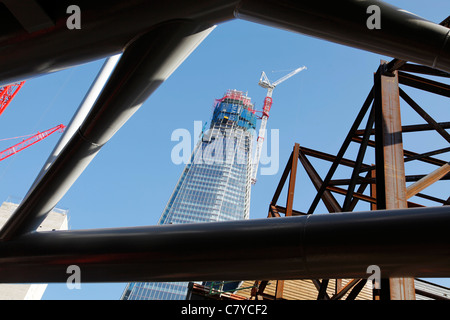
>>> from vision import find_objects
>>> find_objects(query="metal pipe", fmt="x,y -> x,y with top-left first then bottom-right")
27,54 -> 122,193
236,0 -> 450,72
0,0 -> 235,86
0,206 -> 448,283
0,0 -> 449,87
0,21 -> 215,240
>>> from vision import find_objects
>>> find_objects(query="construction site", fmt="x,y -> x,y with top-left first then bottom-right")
0,0 -> 448,302
187,56 -> 450,300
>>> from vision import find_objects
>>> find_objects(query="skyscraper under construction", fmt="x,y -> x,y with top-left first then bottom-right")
121,89 -> 257,300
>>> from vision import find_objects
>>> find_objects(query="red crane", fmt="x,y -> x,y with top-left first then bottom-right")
0,81 -> 25,117
0,124 -> 66,162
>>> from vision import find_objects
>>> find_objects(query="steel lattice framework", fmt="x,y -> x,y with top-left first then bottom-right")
0,81 -> 24,117
251,52 -> 450,300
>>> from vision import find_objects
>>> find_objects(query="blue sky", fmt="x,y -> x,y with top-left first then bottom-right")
0,1 -> 448,300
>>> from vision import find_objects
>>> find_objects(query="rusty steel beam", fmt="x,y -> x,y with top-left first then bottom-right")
399,63 -> 450,78
398,71 -> 450,98
329,177 -> 374,186
406,162 -> 450,199
373,64 -> 415,300
355,122 -> 450,135
308,88 -> 374,214
343,106 -> 375,211
317,279 -> 329,300
272,205 -> 307,217
326,186 -> 375,205
352,136 -> 448,168
370,168 -> 377,210
374,67 -> 408,210
346,279 -> 368,300
268,204 -> 281,218
286,143 -> 300,217
403,149 -> 448,167
331,279 -> 360,300
330,173 -> 450,185
274,280 -> 284,300
348,171 -> 373,211
300,146 -> 372,170
271,151 -> 293,205
415,193 -> 449,205
298,149 -> 342,213
399,88 -> 450,144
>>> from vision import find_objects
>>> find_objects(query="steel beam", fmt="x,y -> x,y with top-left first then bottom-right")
399,88 -> 450,144
353,136 -> 449,168
355,122 -> 450,135
298,149 -> 342,213
285,143 -> 300,216
406,162 -> 450,199
398,64 -> 450,78
398,71 -> 450,98
308,88 -> 374,214
374,64 -> 415,300
343,106 -> 375,211
271,151 -> 293,205
300,146 -> 372,171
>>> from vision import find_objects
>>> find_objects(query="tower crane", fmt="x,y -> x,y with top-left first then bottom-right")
0,124 -> 66,162
251,66 -> 306,184
0,81 -> 25,117
0,82 -> 65,163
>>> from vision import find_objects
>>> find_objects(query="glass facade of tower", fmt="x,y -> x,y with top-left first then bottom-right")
121,90 -> 256,300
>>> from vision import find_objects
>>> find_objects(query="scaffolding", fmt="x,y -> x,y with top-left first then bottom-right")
211,89 -> 257,131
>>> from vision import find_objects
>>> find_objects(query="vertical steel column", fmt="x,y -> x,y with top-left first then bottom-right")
374,62 -> 415,300
370,166 -> 382,300
285,143 -> 300,216
274,143 -> 300,299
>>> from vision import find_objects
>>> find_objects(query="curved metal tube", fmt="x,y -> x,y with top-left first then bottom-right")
28,54 -> 122,192
0,0 -> 449,86
236,0 -> 450,72
0,206 -> 448,283
0,20 -> 215,240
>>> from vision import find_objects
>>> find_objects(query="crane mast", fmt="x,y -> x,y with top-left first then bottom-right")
251,66 -> 306,184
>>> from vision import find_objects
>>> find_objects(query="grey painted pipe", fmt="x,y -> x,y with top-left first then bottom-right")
0,21 -> 215,240
0,0 -> 449,87
0,206 -> 448,283
236,0 -> 450,72
27,54 -> 122,194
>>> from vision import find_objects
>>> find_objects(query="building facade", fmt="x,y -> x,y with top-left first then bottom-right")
121,90 -> 257,300
0,200 -> 68,300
